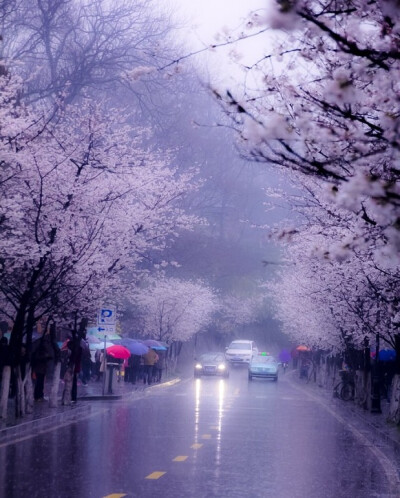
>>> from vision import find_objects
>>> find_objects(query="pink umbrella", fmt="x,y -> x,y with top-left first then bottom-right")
106,344 -> 131,360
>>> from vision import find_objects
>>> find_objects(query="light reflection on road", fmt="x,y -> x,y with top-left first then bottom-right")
215,378 -> 225,468
192,377 -> 227,470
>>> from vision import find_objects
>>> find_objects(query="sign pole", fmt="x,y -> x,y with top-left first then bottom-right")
102,334 -> 107,396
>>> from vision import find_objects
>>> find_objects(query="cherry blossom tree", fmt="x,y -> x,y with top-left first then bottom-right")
210,2 -> 399,259
265,173 -> 399,416
202,1 -> 400,417
264,171 -> 398,344
213,292 -> 265,339
0,75 -> 200,415
133,276 -> 218,367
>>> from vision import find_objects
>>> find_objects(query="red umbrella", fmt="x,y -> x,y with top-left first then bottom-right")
106,344 -> 131,360
296,345 -> 310,352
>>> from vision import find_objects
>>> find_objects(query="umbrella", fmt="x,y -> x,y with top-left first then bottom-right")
143,339 -> 167,351
111,338 -> 141,345
296,345 -> 310,352
113,338 -> 149,355
90,341 -> 114,350
379,349 -> 396,361
279,349 -> 291,362
106,344 -> 131,360
87,335 -> 101,345
371,349 -> 396,361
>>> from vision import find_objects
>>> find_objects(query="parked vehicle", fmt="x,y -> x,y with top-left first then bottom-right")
225,340 -> 258,365
248,353 -> 278,381
194,352 -> 229,378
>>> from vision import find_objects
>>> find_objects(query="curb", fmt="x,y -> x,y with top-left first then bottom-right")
287,370 -> 400,449
78,395 -> 122,401
0,403 -> 92,445
0,376 -> 181,445
78,377 -> 181,400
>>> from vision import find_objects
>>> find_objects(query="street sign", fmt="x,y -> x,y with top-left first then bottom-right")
97,325 -> 116,334
98,305 -> 116,326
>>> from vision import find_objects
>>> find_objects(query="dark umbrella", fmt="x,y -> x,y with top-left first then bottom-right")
143,339 -> 167,351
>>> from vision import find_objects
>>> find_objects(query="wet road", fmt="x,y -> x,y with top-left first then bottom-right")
1,368 -> 400,498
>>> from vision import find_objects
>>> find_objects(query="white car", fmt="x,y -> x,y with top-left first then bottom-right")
225,340 -> 258,365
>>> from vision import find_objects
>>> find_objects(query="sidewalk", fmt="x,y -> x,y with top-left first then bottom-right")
288,369 -> 400,451
0,373 -> 178,445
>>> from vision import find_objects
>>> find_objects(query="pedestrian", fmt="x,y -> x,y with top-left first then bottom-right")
130,354 -> 141,384
143,348 -> 158,385
31,334 -> 54,401
139,355 -> 145,381
64,336 -> 82,404
94,348 -> 101,380
153,351 -> 165,383
124,357 -> 131,383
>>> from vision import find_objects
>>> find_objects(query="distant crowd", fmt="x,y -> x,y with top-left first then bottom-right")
85,346 -> 166,386
0,334 -> 167,405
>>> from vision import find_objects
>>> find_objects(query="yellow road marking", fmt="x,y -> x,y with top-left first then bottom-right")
145,471 -> 166,480
191,443 -> 203,449
103,495 -> 127,498
210,425 -> 219,430
201,434 -> 211,439
173,456 -> 188,462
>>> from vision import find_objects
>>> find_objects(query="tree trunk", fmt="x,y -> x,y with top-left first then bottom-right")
25,365 -> 34,414
387,374 -> 400,424
354,370 -> 368,409
50,362 -> 61,408
0,365 -> 11,420
16,367 -> 26,417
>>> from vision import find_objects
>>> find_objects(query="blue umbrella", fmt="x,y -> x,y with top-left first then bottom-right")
143,339 -> 167,351
114,338 -> 149,355
378,349 -> 396,361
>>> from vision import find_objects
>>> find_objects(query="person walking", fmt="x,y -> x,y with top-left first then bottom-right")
124,357 -> 131,383
143,348 -> 158,385
153,351 -> 166,383
32,335 -> 54,401
94,348 -> 102,381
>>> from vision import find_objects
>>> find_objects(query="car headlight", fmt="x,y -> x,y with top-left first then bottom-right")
217,363 -> 226,370
195,363 -> 203,369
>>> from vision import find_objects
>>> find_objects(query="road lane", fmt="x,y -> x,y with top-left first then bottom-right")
1,367 -> 399,497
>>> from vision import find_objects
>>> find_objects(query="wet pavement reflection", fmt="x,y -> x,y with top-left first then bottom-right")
1,367 -> 399,497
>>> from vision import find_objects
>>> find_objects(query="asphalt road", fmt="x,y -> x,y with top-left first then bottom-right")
1,367 -> 400,498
